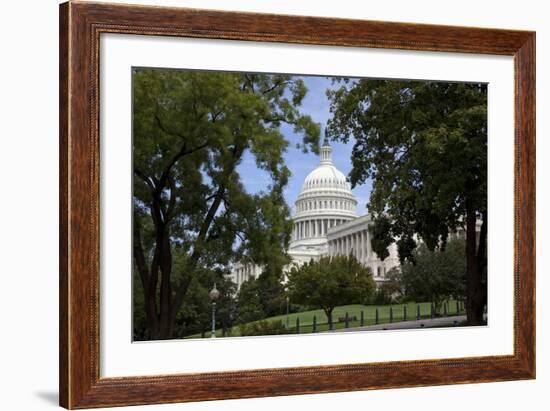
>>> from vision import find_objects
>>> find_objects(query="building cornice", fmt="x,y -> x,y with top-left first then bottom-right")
326,214 -> 372,238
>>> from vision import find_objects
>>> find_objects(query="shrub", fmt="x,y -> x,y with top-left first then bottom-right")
239,320 -> 287,336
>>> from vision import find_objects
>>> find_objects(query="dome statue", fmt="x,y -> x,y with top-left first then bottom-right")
289,137 -> 358,253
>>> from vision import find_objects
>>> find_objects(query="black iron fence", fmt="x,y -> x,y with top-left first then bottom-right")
286,301 -> 467,334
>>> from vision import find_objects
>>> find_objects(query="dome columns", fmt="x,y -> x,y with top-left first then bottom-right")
292,217 -> 355,242
320,137 -> 333,165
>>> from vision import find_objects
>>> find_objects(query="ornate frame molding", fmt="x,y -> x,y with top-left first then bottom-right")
59,1 -> 535,408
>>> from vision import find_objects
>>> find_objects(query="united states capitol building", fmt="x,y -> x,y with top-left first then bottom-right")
230,139 -> 400,289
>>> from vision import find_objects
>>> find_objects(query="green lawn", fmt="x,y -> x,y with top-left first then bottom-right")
186,300 -> 465,338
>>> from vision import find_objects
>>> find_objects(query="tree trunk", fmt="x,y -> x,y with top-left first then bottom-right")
167,144 -> 245,337
157,225 -> 174,339
142,192 -> 176,340
325,308 -> 334,330
465,204 -> 486,325
133,219 -> 160,338
136,143 -> 245,340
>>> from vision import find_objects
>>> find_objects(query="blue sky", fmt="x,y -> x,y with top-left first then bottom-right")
237,75 -> 373,215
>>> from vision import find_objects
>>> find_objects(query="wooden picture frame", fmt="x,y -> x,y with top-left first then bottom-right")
59,1 -> 535,408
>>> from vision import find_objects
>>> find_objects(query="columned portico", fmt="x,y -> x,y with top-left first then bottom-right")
325,215 -> 400,283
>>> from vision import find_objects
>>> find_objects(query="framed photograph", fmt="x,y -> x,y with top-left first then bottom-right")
59,1 -> 535,408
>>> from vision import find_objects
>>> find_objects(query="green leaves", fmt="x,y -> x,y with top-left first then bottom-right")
368,215 -> 393,261
286,255 -> 376,318
327,79 -> 487,261
132,68 -> 321,338
235,279 -> 266,324
399,238 -> 467,312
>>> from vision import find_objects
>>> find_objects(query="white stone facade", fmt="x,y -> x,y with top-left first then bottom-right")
230,139 -> 399,289
231,263 -> 263,288
326,215 -> 400,281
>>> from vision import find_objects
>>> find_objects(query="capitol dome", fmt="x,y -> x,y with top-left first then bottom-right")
231,138 -> 400,290
289,138 -> 358,251
301,161 -> 351,193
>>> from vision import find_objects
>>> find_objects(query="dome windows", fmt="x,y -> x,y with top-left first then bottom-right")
295,144 -> 358,219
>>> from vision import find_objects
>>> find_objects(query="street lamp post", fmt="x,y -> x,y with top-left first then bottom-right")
209,283 -> 220,338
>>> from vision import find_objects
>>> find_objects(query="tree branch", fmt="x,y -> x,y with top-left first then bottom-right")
165,174 -> 177,220
154,113 -> 185,140
244,74 -> 255,93
262,80 -> 290,95
158,141 -> 209,192
134,168 -> 156,191
170,143 -> 246,321
263,115 -> 294,124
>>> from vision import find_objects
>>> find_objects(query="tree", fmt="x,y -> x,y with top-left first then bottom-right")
372,267 -> 403,305
234,268 -> 287,325
397,238 -> 467,314
133,248 -> 237,339
256,268 -> 288,317
235,279 -> 266,324
327,79 -> 487,325
286,256 -> 376,329
133,69 -> 320,339
171,268 -> 237,338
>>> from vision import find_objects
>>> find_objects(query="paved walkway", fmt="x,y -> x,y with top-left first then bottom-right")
328,315 -> 468,332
